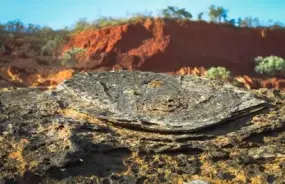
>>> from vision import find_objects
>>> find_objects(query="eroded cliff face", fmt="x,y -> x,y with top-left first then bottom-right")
64,18 -> 285,75
0,71 -> 284,184
1,18 -> 285,90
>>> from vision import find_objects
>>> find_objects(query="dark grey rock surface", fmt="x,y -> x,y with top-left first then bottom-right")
55,71 -> 267,132
0,71 -> 284,184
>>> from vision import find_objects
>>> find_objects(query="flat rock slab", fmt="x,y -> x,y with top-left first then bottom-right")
55,71 -> 267,132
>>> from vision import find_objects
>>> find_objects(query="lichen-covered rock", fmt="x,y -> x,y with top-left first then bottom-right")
0,71 -> 284,184
54,71 -> 266,133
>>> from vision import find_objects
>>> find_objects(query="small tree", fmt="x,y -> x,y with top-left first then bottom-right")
197,12 -> 204,21
238,17 -> 260,27
0,43 -> 5,55
270,22 -> 284,29
4,20 -> 25,33
237,17 -> 243,27
38,26 -> 55,42
208,5 -> 228,23
94,17 -> 122,28
0,24 -> 5,33
26,23 -> 40,33
225,18 -> 236,26
255,56 -> 285,76
61,47 -> 86,67
73,18 -> 92,32
161,6 -> 192,19
41,38 -> 60,57
206,67 -> 231,80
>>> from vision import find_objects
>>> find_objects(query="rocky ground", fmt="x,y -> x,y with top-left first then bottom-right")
0,71 -> 284,184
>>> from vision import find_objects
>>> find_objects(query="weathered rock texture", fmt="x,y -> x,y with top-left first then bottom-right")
0,71 -> 284,184
55,71 -> 266,133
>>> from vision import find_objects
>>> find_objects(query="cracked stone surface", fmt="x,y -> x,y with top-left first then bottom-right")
0,71 -> 284,184
54,71 -> 266,132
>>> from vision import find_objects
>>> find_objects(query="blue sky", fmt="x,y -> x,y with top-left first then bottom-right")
1,0 -> 284,29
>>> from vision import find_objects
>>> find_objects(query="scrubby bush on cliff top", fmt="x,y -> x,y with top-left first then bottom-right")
73,17 -> 127,32
208,5 -> 228,23
255,56 -> 285,76
206,67 -> 231,80
73,14 -> 151,32
72,6 -> 193,32
160,6 -> 192,19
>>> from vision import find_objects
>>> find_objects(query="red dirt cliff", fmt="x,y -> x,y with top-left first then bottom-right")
64,18 -> 285,75
1,18 -> 285,89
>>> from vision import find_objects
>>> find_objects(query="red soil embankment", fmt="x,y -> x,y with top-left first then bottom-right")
1,18 -> 285,89
64,18 -> 285,75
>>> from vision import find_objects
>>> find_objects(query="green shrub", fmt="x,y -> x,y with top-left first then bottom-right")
73,18 -> 93,32
206,67 -> 231,80
0,43 -> 5,55
0,24 -> 5,34
41,39 -> 59,56
255,56 -> 285,76
41,35 -> 66,57
61,47 -> 86,67
4,20 -> 25,33
160,6 -> 192,19
94,17 -> 126,28
72,16 -> 148,32
208,5 -> 228,23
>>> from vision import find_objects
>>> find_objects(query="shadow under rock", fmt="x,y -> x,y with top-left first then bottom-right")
15,122 -> 132,184
45,124 -> 132,180
47,147 -> 131,179
16,145 -> 131,184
